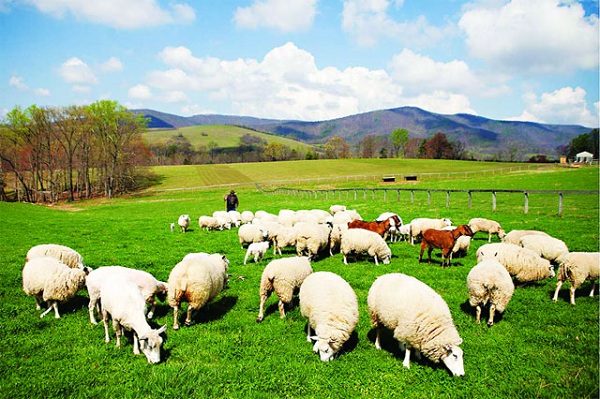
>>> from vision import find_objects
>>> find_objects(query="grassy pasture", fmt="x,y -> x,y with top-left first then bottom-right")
0,161 -> 598,398
143,125 -> 314,153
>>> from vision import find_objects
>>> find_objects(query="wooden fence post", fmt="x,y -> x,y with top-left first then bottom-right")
428,191 -> 432,205
468,191 -> 472,209
524,192 -> 529,214
558,193 -> 563,217
492,191 -> 497,211
411,190 -> 415,203
397,189 -> 400,202
383,190 -> 387,202
446,191 -> 450,207
354,189 -> 357,200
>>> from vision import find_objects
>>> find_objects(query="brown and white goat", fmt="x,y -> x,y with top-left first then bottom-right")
348,218 -> 392,238
419,224 -> 474,267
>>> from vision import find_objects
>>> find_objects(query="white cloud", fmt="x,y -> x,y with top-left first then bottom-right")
9,75 -> 29,91
140,42 -> 478,120
128,84 -> 153,100
34,88 -> 50,96
516,86 -> 598,126
459,0 -> 599,74
72,85 -> 91,93
24,0 -> 196,29
58,57 -> 97,84
234,0 -> 317,32
342,0 -> 452,47
99,57 -> 123,73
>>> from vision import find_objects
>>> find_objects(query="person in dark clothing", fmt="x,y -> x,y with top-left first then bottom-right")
225,190 -> 239,212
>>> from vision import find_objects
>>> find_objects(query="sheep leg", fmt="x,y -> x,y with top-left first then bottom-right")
373,255 -> 379,266
475,305 -> 482,324
113,320 -> 122,348
569,286 -> 577,305
102,310 -> 111,343
40,301 -> 59,318
173,305 -> 180,330
374,327 -> 382,350
589,281 -> 596,297
133,333 -> 140,355
278,300 -> 286,318
243,250 -> 250,265
343,254 -> 348,265
306,324 -> 312,342
488,233 -> 492,243
89,298 -> 98,324
402,346 -> 412,369
552,280 -> 563,302
147,300 -> 156,319
256,291 -> 271,323
34,297 -> 43,311
487,304 -> 496,327
185,305 -> 195,326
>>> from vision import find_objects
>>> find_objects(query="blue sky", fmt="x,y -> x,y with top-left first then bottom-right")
1,0 -> 598,126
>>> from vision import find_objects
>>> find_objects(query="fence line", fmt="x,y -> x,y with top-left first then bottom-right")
258,187 -> 597,217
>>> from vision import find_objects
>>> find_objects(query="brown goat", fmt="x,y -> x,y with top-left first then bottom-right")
348,218 -> 392,238
419,224 -> 474,267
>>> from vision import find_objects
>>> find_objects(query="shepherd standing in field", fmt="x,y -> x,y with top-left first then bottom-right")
225,190 -> 239,212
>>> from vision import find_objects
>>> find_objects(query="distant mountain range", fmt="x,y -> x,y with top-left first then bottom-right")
133,107 -> 593,156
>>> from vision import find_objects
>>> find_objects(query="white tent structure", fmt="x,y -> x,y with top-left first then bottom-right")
575,151 -> 594,164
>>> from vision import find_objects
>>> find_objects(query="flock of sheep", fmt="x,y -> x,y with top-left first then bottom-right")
21,205 -> 599,375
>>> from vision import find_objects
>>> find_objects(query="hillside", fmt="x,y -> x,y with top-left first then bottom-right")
134,106 -> 593,156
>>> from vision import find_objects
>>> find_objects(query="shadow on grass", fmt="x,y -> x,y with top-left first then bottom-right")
459,299 -> 506,326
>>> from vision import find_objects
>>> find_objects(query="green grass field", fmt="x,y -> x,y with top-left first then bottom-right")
0,161 -> 598,398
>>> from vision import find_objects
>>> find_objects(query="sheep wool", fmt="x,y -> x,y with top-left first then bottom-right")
341,228 -> 392,266
367,273 -> 465,376
295,223 -> 331,260
167,253 -> 229,329
26,243 -> 85,270
467,259 -> 514,326
519,234 -> 569,263
238,224 -> 268,248
178,214 -> 191,233
256,256 -> 313,323
552,252 -> 600,305
477,243 -> 555,283
299,271 -> 359,362
502,229 -> 549,245
244,241 -> 270,264
22,256 -> 87,319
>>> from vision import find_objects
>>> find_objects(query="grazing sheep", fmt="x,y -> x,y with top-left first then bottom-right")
329,205 -> 347,215
244,241 -> 270,264
419,225 -> 473,267
299,271 -> 359,362
22,257 -> 87,319
272,225 -> 298,255
167,253 -> 229,330
467,259 -> 515,326
367,273 -> 465,376
468,218 -> 506,242
238,224 -> 268,248
552,252 -> 600,305
26,243 -> 85,270
341,228 -> 392,266
409,218 -> 452,244
476,243 -> 555,284
256,256 -> 313,323
178,214 -> 191,233
199,215 -> 224,231
397,223 -> 411,242
182,252 -> 210,262
295,223 -> 331,260
519,234 -> 569,263
502,229 -> 549,245
441,226 -> 472,257
170,223 -> 175,232
240,210 -> 254,224
228,210 -> 242,227
328,223 -> 348,256
278,209 -> 298,227
100,279 -> 166,364
86,266 -> 168,324
331,209 -> 362,225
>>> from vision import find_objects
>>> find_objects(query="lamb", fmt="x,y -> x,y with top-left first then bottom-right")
256,256 -> 313,323
238,224 -> 268,248
340,228 -> 392,266
519,234 -> 569,263
409,217 -> 452,244
244,241 -> 270,264
468,218 -> 506,242
170,223 -> 175,232
167,253 -> 229,330
502,229 -> 549,245
178,214 -> 191,233
552,252 -> 600,305
26,243 -> 86,270
476,243 -> 555,284
295,222 -> 331,260
466,259 -> 515,326
419,225 -> 473,268
367,273 -> 465,376
100,279 -> 166,364
22,256 -> 87,319
86,266 -> 168,324
329,205 -> 347,215
299,271 -> 359,362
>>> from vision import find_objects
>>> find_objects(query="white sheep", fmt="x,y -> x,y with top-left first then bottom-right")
272,225 -> 298,256
22,256 -> 87,319
256,256 -> 313,323
552,252 -> 600,305
295,222 -> 331,260
367,273 -> 465,376
278,209 -> 298,227
238,224 -> 269,248
476,243 -> 555,284
340,228 -> 392,266
468,218 -> 506,242
199,215 -> 223,231
167,253 -> 229,330
502,229 -> 549,245
178,214 -> 191,233
467,259 -> 515,326
519,234 -> 569,263
26,243 -> 86,270
299,271 -> 359,362
100,279 -> 166,364
86,266 -> 168,324
409,217 -> 452,244
329,205 -> 347,215
182,252 -> 210,261
170,223 -> 175,232
331,209 -> 362,225
376,212 -> 403,242
244,241 -> 270,264
397,223 -> 411,242
228,210 -> 242,227
442,226 -> 472,257
240,210 -> 254,224
328,223 -> 348,256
